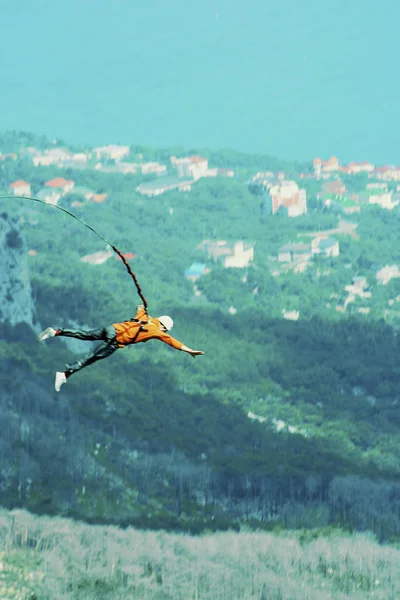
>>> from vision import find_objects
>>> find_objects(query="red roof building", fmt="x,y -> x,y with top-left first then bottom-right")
116,252 -> 136,260
45,177 -> 74,193
92,193 -> 108,203
9,180 -> 31,196
322,179 -> 346,194
10,179 -> 30,188
313,156 -> 340,175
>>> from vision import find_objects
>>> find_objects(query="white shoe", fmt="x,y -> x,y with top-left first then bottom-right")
55,372 -> 67,392
38,327 -> 57,342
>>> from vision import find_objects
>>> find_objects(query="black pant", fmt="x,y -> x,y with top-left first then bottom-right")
57,326 -> 119,377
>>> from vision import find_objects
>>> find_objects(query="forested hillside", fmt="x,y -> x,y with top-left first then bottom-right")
0,131 -> 400,541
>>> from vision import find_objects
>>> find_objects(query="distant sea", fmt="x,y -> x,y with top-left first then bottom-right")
0,0 -> 398,164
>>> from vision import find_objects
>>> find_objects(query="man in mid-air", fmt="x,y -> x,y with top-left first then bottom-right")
38,304 -> 204,391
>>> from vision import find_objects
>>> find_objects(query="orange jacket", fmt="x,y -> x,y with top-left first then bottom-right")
113,306 -> 184,349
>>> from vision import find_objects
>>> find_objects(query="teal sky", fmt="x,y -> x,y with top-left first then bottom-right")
0,0 -> 398,163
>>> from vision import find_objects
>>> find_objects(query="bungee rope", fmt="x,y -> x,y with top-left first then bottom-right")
112,243 -> 147,310
0,195 -> 148,312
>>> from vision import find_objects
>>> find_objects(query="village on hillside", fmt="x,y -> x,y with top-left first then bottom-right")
3,142 -> 400,323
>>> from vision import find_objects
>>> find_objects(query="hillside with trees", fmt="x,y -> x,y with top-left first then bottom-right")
0,131 -> 400,543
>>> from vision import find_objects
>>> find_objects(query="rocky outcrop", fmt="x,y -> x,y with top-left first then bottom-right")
0,212 -> 35,327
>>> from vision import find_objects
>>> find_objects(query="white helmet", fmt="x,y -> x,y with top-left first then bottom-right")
158,315 -> 174,331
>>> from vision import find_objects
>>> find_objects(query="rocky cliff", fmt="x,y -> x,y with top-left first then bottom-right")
0,212 -> 35,327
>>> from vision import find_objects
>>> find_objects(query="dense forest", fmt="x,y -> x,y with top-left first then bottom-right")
0,131 -> 400,543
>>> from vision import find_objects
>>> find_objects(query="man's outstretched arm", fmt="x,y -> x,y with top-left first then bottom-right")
158,332 -> 204,357
180,345 -> 205,358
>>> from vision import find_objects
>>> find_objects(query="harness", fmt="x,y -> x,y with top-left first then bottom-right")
115,315 -> 162,346
128,317 -> 149,343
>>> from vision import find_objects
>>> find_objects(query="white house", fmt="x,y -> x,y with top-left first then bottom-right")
376,265 -> 400,285
313,156 -> 340,177
32,147 -> 72,166
93,145 -> 130,162
205,168 -> 235,178
269,181 -> 307,216
282,310 -> 300,321
366,182 -> 388,191
287,202 -> 307,218
67,152 -> 88,166
33,155 -> 55,167
344,161 -> 375,174
141,162 -> 167,176
311,236 -> 340,257
360,190 -> 397,209
36,188 -> 61,206
224,241 -> 254,268
198,240 -> 254,268
117,162 -> 139,174
373,166 -> 400,181
370,192 -> 397,209
170,155 -> 209,180
9,180 -> 31,196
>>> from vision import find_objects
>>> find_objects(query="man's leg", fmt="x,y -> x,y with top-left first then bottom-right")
39,325 -> 115,343
54,326 -> 119,391
57,326 -> 115,342
64,338 -> 120,378
56,338 -> 120,391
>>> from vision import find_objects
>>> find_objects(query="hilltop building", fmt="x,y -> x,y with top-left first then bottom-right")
269,181 -> 307,217
197,240 -> 254,268
342,161 -> 374,174
32,147 -> 72,167
170,155 -> 209,180
30,147 -> 89,168
359,189 -> 397,210
93,145 -> 130,162
372,166 -> 400,181
313,156 -> 340,177
140,162 -> 167,176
